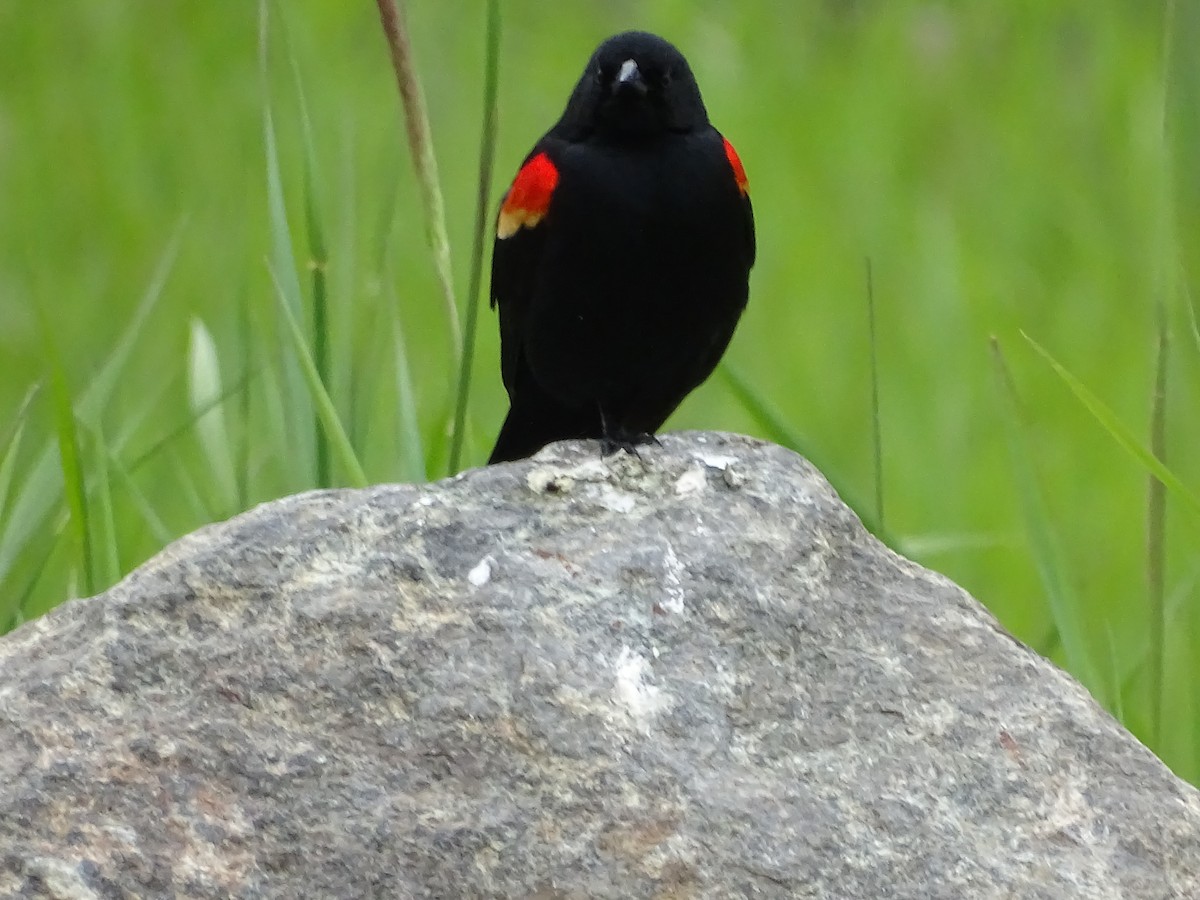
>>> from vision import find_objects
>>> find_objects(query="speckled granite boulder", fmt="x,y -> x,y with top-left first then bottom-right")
1,432 -> 1197,899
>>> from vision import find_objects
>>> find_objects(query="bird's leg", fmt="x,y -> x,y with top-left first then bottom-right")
597,405 -> 658,458
597,405 -> 629,457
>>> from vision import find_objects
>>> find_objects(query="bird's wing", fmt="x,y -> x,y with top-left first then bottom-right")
490,144 -> 561,395
719,133 -> 756,271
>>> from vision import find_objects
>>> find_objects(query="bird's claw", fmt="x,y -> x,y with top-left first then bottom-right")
599,431 -> 659,459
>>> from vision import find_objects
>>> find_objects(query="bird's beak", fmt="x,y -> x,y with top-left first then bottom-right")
614,58 -> 647,97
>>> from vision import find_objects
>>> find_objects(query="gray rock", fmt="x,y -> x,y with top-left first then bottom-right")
1,432 -> 1197,899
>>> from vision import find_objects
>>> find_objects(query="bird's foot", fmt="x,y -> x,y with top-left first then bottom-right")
599,430 -> 659,459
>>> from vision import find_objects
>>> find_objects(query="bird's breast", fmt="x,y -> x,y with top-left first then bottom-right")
547,137 -> 742,287
522,134 -> 749,403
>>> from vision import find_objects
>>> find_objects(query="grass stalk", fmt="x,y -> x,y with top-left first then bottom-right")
990,337 -> 1104,702
447,0 -> 501,474
260,0 -> 315,483
374,0 -> 462,359
278,7 -> 334,488
237,288 -> 253,510
1022,331 -> 1200,515
91,425 -> 121,589
40,314 -> 95,598
720,363 -> 882,538
393,316 -> 426,481
269,265 -> 369,487
0,234 -> 178,592
1145,306 -> 1169,744
865,257 -> 884,529
0,385 -> 38,520
77,419 -> 175,547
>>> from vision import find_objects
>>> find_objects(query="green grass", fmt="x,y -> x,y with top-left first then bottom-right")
1,2 -> 1198,783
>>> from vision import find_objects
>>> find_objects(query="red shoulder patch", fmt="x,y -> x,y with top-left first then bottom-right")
723,138 -> 749,197
497,152 -> 559,239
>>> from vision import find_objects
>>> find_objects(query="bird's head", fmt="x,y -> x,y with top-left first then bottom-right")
558,31 -> 710,140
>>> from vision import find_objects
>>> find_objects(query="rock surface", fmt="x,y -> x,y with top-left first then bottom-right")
1,432 -> 1197,899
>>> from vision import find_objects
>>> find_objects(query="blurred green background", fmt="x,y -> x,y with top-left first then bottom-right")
2,2 -> 1198,782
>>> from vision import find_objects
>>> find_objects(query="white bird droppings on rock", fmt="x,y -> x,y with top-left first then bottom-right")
467,556 -> 494,587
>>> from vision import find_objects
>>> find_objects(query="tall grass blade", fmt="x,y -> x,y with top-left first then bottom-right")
40,314 -> 94,598
91,425 -> 121,590
374,0 -> 462,357
77,419 -> 174,547
109,369 -> 181,454
170,452 -> 218,525
0,421 -> 27,525
79,227 -> 184,424
0,232 -> 180,586
128,370 -> 252,474
187,318 -> 239,514
448,0 -> 501,475
0,385 -> 38,520
865,257 -> 884,529
269,266 -> 368,488
1022,331 -> 1200,515
720,363 -> 812,456
1185,279 -> 1200,356
260,0 -> 315,483
237,289 -> 254,509
1164,0 -> 1200,299
305,141 -> 331,488
393,318 -> 426,482
1158,0 -> 1197,757
1120,557 -> 1200,695
720,363 -> 882,537
3,519 -> 67,633
991,337 -> 1104,702
278,4 -> 333,487
1145,307 -> 1169,744
1104,623 -> 1127,725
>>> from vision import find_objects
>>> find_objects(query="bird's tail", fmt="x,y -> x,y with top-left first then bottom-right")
488,396 -> 601,464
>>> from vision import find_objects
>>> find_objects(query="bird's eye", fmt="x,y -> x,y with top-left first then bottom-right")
660,69 -> 673,87
594,66 -> 604,84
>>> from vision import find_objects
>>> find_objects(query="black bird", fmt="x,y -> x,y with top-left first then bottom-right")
488,30 -> 755,464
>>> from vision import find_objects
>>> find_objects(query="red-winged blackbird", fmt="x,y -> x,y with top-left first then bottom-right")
488,30 -> 755,464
